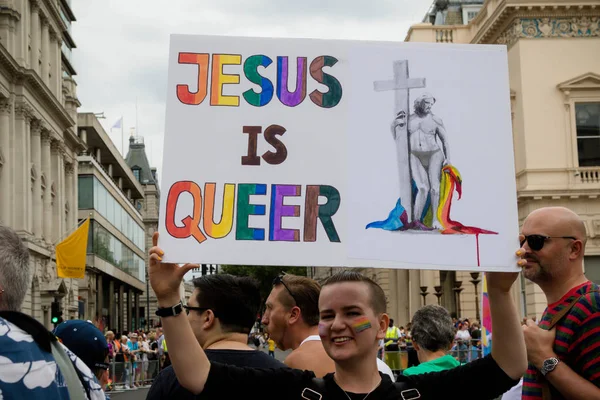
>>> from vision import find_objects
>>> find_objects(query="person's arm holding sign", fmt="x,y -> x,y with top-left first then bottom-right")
148,232 -> 207,393
485,271 -> 528,379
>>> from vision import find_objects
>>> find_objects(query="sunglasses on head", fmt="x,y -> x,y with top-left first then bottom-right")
182,305 -> 213,316
273,275 -> 299,305
520,234 -> 577,251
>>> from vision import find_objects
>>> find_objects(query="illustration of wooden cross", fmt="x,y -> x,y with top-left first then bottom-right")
373,60 -> 426,223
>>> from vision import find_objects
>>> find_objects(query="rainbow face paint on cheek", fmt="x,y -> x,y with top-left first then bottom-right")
318,322 -> 328,338
352,316 -> 372,333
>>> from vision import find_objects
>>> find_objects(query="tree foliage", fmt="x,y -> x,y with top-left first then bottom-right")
220,265 -> 307,303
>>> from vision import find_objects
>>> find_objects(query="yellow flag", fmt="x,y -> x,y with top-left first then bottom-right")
56,219 -> 90,279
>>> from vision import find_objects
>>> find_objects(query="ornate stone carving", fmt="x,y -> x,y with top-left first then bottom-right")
65,162 -> 74,175
41,129 -> 51,144
41,259 -> 54,283
496,16 -> 600,47
30,120 -> 42,136
0,98 -> 12,115
30,164 -> 37,184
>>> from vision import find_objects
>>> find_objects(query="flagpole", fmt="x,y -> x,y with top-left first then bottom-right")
52,213 -> 92,247
122,117 -> 125,157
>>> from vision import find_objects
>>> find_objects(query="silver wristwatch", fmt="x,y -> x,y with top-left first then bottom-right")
540,357 -> 560,376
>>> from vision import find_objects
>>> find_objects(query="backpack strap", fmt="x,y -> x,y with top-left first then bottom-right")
302,377 -> 421,399
50,340 -> 90,400
540,288 -> 600,400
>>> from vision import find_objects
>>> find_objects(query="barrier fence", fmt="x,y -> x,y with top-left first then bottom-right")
107,340 -> 482,390
382,339 -> 484,373
107,360 -> 160,391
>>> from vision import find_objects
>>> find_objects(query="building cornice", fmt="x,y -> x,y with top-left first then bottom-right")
0,4 -> 21,20
471,1 -> 599,45
0,45 -> 83,150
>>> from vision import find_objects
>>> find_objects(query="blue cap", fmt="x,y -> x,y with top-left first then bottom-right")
53,320 -> 109,371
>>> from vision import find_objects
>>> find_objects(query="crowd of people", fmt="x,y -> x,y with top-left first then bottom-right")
0,206 -> 598,400
102,328 -> 164,390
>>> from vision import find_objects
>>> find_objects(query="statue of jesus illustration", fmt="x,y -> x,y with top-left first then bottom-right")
394,93 -> 450,229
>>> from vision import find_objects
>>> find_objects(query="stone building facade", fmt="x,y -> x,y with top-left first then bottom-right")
125,135 -> 161,327
0,0 -> 82,326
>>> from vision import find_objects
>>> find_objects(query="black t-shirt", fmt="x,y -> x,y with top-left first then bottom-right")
197,355 -> 518,400
147,349 -> 287,400
148,341 -> 158,360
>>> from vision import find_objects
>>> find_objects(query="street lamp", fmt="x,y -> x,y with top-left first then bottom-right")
433,285 -> 443,305
470,272 -> 481,321
453,281 -> 464,317
419,286 -> 429,306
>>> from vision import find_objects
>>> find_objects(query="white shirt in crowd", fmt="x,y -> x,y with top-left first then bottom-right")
455,330 -> 471,341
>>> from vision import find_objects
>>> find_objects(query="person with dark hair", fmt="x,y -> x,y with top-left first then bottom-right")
148,232 -> 527,399
402,305 -> 459,376
147,273 -> 285,400
261,274 -> 334,376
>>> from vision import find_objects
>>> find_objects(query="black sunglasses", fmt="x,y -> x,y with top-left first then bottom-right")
182,305 -> 211,315
273,275 -> 299,305
520,235 -> 577,251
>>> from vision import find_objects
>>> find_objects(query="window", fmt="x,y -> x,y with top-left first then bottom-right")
89,221 -> 146,282
78,176 -> 94,209
462,6 -> 481,25
585,256 -> 600,286
575,102 -> 600,166
557,73 -> 600,171
132,168 -> 141,181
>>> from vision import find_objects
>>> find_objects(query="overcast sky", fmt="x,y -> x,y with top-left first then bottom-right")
72,0 -> 430,176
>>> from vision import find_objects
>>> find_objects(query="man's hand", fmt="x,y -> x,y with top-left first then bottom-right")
486,271 -> 519,292
149,232 -> 198,305
523,319 -> 557,369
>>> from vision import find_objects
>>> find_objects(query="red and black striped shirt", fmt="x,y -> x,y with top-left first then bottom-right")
522,281 -> 600,399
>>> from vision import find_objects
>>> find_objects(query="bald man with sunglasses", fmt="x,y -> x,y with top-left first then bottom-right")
517,207 -> 600,400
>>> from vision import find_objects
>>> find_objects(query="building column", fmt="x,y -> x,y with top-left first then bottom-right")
127,288 -> 132,332
0,97 -> 12,225
30,2 -> 40,74
54,34 -> 63,104
40,17 -> 50,86
58,148 -> 66,238
118,284 -> 124,333
408,269 -> 421,318
41,130 -> 52,242
96,273 -> 104,321
72,161 -> 78,230
13,104 -> 31,233
109,279 -> 115,330
31,121 -> 43,239
65,162 -> 74,232
50,140 -> 62,242
134,293 -> 140,331
49,30 -> 58,96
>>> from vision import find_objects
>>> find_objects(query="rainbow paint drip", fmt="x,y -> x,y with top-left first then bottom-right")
366,164 -> 498,265
352,316 -> 372,333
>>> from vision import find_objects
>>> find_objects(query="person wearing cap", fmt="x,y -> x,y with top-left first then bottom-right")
54,320 -> 111,391
127,332 -> 142,387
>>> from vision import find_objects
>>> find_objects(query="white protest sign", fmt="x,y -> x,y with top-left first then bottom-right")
158,34 -> 519,272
